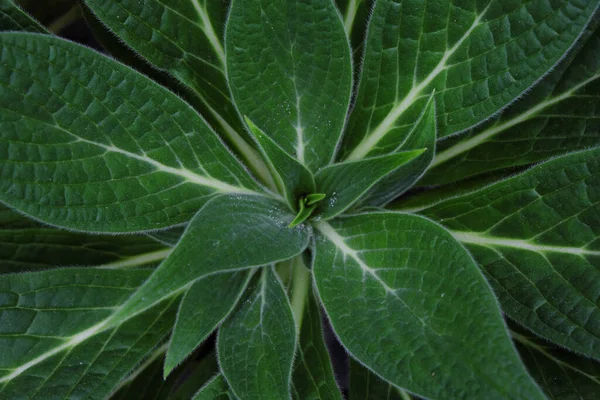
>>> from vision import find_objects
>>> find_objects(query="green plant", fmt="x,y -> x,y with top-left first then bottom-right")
0,0 -> 599,398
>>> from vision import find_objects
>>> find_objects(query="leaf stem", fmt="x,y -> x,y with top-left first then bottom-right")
97,249 -> 172,269
290,255 -> 311,331
48,4 -> 82,34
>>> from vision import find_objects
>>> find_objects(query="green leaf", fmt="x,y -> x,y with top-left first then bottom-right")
110,194 -> 310,323
218,267 -> 296,400
226,0 -> 353,171
0,268 -> 178,399
193,374 -> 236,400
145,226 -> 186,247
0,32 -> 262,233
314,150 -> 426,219
349,358 -> 411,400
0,228 -> 167,272
245,117 -> 315,209
313,213 -> 544,399
342,0 -> 600,160
164,271 -> 251,377
420,147 -> 600,359
426,24 -> 600,185
359,94 -> 438,207
0,0 -> 47,33
512,324 -> 600,400
291,287 -> 343,400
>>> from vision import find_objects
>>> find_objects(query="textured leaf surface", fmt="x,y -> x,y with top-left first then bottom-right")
111,195 -> 310,323
421,147 -> 600,359
0,32 -> 260,233
313,213 -> 544,399
0,228 -> 166,272
512,324 -> 600,400
0,268 -> 177,399
164,271 -> 250,377
193,374 -> 236,400
291,288 -> 342,400
218,267 -> 296,400
145,226 -> 186,247
349,359 -> 408,400
226,0 -> 353,171
343,0 -> 600,160
427,24 -> 600,185
0,0 -> 47,33
315,150 -> 425,219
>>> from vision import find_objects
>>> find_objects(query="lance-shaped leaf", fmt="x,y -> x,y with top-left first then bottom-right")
349,359 -> 410,400
110,194 -> 310,323
292,287 -> 343,400
0,0 -> 47,33
245,117 -> 315,209
426,24 -> 600,185
193,374 -> 236,400
420,147 -> 600,359
511,324 -> 600,399
313,214 -> 545,399
315,150 -> 425,219
145,226 -> 186,247
342,0 -> 600,160
0,228 -> 167,273
226,0 -> 353,171
0,268 -> 177,399
218,267 -> 297,400
360,94 -> 437,207
0,33 -> 261,233
164,271 -> 251,377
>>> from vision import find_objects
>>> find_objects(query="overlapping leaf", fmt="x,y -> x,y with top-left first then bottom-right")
313,213 -> 544,399
342,0 -> 600,160
0,0 -> 47,33
226,0 -> 353,171
0,33 -> 261,232
193,375 -> 236,400
349,359 -> 410,400
420,147 -> 600,359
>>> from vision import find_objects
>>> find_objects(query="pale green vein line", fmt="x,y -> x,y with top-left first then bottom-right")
343,0 -> 362,35
111,342 -> 169,393
346,5 -> 490,161
97,249 -> 172,269
452,231 -> 600,257
432,73 -> 600,167
191,0 -> 225,66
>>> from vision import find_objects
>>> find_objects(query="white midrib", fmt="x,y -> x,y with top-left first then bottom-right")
432,73 -> 600,167
191,0 -> 226,66
73,137 -> 256,195
453,231 -> 600,257
346,7 -> 489,161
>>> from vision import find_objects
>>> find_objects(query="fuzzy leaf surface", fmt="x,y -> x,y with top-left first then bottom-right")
421,147 -> 600,359
313,213 -> 544,399
342,0 -> 600,160
193,374 -> 236,400
0,0 -> 47,33
0,33 -> 262,233
226,0 -> 353,171
218,267 -> 296,400
349,359 -> 409,400
0,268 -> 177,399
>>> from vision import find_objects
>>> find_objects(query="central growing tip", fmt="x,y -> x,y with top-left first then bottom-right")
289,193 -> 326,228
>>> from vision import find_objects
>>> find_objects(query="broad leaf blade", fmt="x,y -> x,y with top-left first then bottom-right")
360,94 -> 437,206
315,150 -> 425,219
0,0 -> 47,33
164,271 -> 251,377
193,374 -> 236,400
0,32 -> 261,233
245,117 -> 315,209
349,359 -> 410,400
420,147 -> 600,359
291,287 -> 342,400
426,24 -> 600,185
226,0 -> 353,171
110,194 -> 310,323
342,0 -> 600,160
0,268 -> 177,399
145,226 -> 186,247
313,214 -> 544,399
218,267 -> 296,400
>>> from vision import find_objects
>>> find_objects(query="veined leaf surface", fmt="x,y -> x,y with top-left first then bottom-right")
349,359 -> 409,400
421,147 -> 600,359
426,24 -> 600,185
193,374 -> 236,400
0,0 -> 47,33
0,33 -> 261,233
226,0 -> 353,171
313,213 -> 544,399
0,268 -> 177,399
342,0 -> 600,160
218,267 -> 296,400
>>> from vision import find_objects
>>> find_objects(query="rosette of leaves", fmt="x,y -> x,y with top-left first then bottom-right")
0,0 -> 599,399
